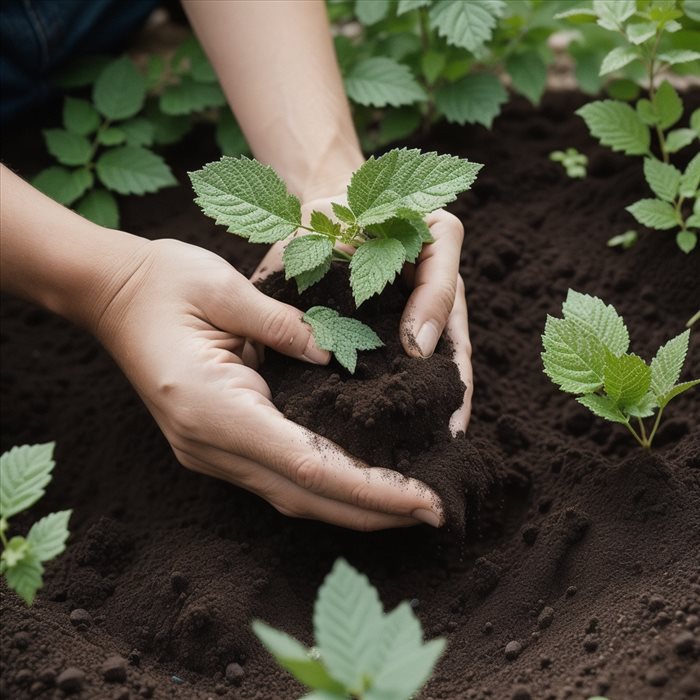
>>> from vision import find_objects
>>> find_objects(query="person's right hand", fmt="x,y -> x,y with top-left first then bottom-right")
94,238 -> 444,530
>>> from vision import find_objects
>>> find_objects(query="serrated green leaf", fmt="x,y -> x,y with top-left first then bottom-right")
680,153 -> 700,197
658,379 -> 700,407
626,198 -> 679,230
687,214 -> 700,229
599,46 -> 638,76
577,394 -> 629,423
562,289 -> 630,356
665,128 -> 697,154
75,189 -> 119,229
371,218 -> 425,263
43,129 -> 92,166
93,57 -> 145,120
422,51 -> 447,85
554,8 -> 598,22
32,167 -> 93,206
189,157 -> 301,243
397,0 -> 431,13
97,146 -> 176,196
309,211 -> 342,238
435,73 -> 507,127
355,0 -> 390,24
344,57 -> 426,108
26,510 -> 71,562
636,98 -> 656,125
677,230 -> 697,252
658,49 -> 700,65
119,118 -> 155,147
576,100 -> 650,156
607,230 -> 638,249
216,110 -> 249,157
685,0 -> 700,21
626,391 -> 658,418
350,238 -> 406,306
651,329 -> 690,399
2,536 -> 30,568
429,0 -> 506,53
283,236 -> 334,280
63,97 -> 100,136
593,0 -> 636,30
160,77 -> 226,115
252,621 -> 345,693
146,101 -> 191,145
331,202 -> 356,225
97,127 -> 126,146
506,50 -> 547,104
653,80 -> 683,130
295,259 -> 333,294
626,22 -> 657,44
4,554 -> 43,605
691,109 -> 700,136
604,352 -> 651,406
348,149 -> 481,227
0,443 -> 56,519
643,158 -> 681,202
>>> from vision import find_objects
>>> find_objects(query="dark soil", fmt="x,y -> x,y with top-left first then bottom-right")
2,91 -> 699,700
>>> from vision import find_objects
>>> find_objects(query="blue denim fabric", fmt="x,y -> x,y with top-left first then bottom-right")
1,0 -> 159,124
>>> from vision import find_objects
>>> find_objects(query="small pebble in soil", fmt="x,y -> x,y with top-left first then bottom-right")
101,655 -> 127,683
56,667 -> 85,694
566,586 -> 577,598
69,609 -> 92,628
483,622 -> 494,635
646,665 -> 669,687
647,595 -> 666,612
38,667 -> 56,684
505,641 -> 523,661
225,662 -> 245,685
215,683 -> 227,695
15,669 -> 32,685
582,635 -> 598,653
538,607 -> 555,630
673,630 -> 696,655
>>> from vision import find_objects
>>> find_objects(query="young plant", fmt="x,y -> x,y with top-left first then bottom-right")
0,443 -> 71,605
189,148 -> 480,371
542,290 -> 699,448
253,558 -> 445,700
557,0 -> 700,252
550,148 -> 588,178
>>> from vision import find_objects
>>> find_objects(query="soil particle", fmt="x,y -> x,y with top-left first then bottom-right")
646,665 -> 669,687
538,607 -> 555,630
505,641 -> 523,661
69,608 -> 92,628
102,655 -> 128,683
56,667 -> 85,694
225,662 -> 245,685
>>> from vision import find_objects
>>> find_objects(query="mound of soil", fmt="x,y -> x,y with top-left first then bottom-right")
1,90 -> 699,700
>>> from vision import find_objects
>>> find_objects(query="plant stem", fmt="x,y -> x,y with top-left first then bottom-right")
332,248 -> 352,262
624,421 -> 647,449
646,31 -> 669,163
645,406 -> 665,447
637,417 -> 648,444
687,309 -> 700,328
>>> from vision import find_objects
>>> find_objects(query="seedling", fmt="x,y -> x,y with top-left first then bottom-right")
253,558 -> 445,700
0,443 -> 71,605
550,148 -> 588,178
542,290 -> 698,448
189,148 -> 480,371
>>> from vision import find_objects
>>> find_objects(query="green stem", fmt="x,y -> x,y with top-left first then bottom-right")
624,421 -> 647,449
637,417 -> 648,444
332,248 -> 352,262
645,406 -> 665,448
0,521 -> 8,549
686,309 -> 700,328
646,31 -> 669,163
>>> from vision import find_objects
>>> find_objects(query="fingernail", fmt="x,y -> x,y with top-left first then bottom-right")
415,322 -> 439,358
302,336 -> 330,365
412,508 -> 442,528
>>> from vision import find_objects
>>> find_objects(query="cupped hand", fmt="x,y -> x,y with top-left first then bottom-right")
93,238 -> 443,530
252,196 -> 474,434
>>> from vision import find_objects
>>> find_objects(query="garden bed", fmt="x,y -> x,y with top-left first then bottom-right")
1,91 -> 699,700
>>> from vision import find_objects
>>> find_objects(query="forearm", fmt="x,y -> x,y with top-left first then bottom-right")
183,0 -> 363,201
0,165 -> 148,329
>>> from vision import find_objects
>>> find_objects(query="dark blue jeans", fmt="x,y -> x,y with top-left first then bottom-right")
1,0 -> 159,124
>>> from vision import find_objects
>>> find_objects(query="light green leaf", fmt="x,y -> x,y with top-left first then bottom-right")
506,50 -> 548,104
576,394 -> 629,423
347,148 -> 481,227
371,218 -> 425,263
665,129 -> 697,154
643,158 -> 681,202
562,289 -> 630,356
658,49 -> 700,65
397,0 -> 431,13
309,211 -> 342,238
365,602 -> 422,680
576,101 -> 650,155
653,80 -> 683,130
435,73 -> 507,127
1,536 -> 30,568
658,379 -> 700,408
97,146 -> 176,196
146,102 -> 191,145
75,189 -> 120,229
593,0 -> 636,30
146,54 -> 165,89
4,554 -> 44,605
215,110 -> 249,157
295,260 -> 333,294
626,391 -> 658,418
677,230 -> 697,253
599,46 -> 638,76
43,129 -> 92,166
119,118 -> 155,147
626,198 -> 679,230
173,36 -> 218,84
331,202 -> 356,225
93,57 -> 146,120
355,0 -> 390,24
603,352 -> 651,406
159,77 -> 226,115
26,510 -> 71,562
97,127 -> 126,146
283,236 -> 334,280
0,443 -> 56,519
680,153 -> 700,197
63,97 -> 100,136
350,238 -> 406,306
554,8 -> 598,22
692,108 -> 700,136
189,156 -> 301,243
651,329 -> 690,399
626,22 -> 657,44
636,98 -> 656,125
684,0 -> 700,21
32,167 -> 93,206
687,213 -> 700,229
429,0 -> 506,53
344,57 -> 426,108
607,230 -> 638,249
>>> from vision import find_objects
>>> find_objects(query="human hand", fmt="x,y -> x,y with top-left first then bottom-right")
93,238 -> 444,530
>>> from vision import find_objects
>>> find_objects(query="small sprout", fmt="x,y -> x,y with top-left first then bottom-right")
687,309 -> 700,328
550,148 -> 588,178
607,230 -> 638,249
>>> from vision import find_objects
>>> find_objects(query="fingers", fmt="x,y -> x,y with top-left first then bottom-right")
400,211 -> 464,358
445,276 -> 473,436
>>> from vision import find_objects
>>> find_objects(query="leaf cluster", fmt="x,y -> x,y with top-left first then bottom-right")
253,558 -> 445,700
549,147 -> 588,178
0,443 -> 71,605
542,290 -> 699,448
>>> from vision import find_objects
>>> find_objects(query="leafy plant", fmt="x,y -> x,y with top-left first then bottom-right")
253,558 -> 445,700
550,147 -> 589,178
542,290 -> 699,448
557,0 -> 700,252
189,148 -> 479,371
0,443 -> 71,605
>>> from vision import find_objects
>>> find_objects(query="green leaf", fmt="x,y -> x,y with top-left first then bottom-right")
252,621 -> 345,693
146,101 -> 191,145
377,107 -> 422,146
283,236 -> 334,280
75,189 -> 120,229
593,0 -> 636,30
576,100 -> 650,156
665,128 -> 697,154
677,230 -> 697,253
1,536 -> 30,568
146,55 -> 166,89
177,37 -> 218,84
643,158 -> 681,202
26,510 -> 71,562
680,153 -> 700,197
506,50 -> 547,104
651,330 -> 690,399
429,0 -> 506,53
97,147 -> 176,196
576,394 -> 629,424
63,97 -> 100,136
599,46 -> 638,76
0,443 -> 56,519
93,57 -> 146,120
422,51 -> 447,84
119,118 -> 155,147
653,80 -> 683,130
344,58 -> 426,108
43,129 -> 92,166
397,0 -> 431,13
303,308 -> 383,373
97,127 -> 126,146
657,379 -> 700,408
636,98 -> 657,126
32,167 -> 93,206
365,603 -> 422,680
606,77 -> 640,101
554,7 -> 598,22
160,77 -> 226,115
687,213 -> 700,229
216,110 -> 249,157
626,22 -> 657,44
347,148 -> 481,227
309,211 -> 342,238
371,218 -> 425,263
607,230 -> 638,249
626,391 -> 658,418
561,289 -> 630,356
603,352 -> 651,406
4,554 -> 43,605
189,156 -> 302,243
295,260 -> 333,295
355,0 -> 390,24
332,202 -> 356,225
350,238 -> 406,306
435,73 -> 507,127
691,109 -> 700,136
626,198 -> 678,230
658,49 -> 700,65
684,0 -> 700,21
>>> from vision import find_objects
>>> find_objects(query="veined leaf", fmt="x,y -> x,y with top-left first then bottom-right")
657,379 -> 700,408
658,49 -> 700,65
4,555 -> 44,606
576,100 -> 650,156
309,211 -> 342,238
506,51 -> 548,105
344,57 -> 426,108
593,0 -> 636,30
43,129 -> 92,166
677,231 -> 697,253
119,118 -> 155,147
283,236 -> 334,280
626,198 -> 679,230
429,0 -> 506,53
603,352 -> 651,406
0,443 -> 56,519
26,510 -> 72,562
643,158 -> 681,203
32,167 -> 93,206
76,189 -> 120,229
653,81 -> 683,130
562,289 -> 629,356
680,153 -> 700,197
626,22 -> 657,44
435,73 -> 507,127
650,329 -> 690,399
93,57 -> 145,120
63,97 -> 100,136
295,260 -> 332,294
397,0 -> 431,13
97,147 -> 176,196
599,46 -> 638,76
350,238 -> 406,306
665,129 -> 697,154
577,394 -> 628,424
159,78 -> 226,115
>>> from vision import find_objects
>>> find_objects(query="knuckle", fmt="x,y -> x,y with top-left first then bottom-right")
435,284 -> 456,318
291,455 -> 324,493
261,306 -> 301,349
